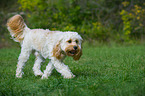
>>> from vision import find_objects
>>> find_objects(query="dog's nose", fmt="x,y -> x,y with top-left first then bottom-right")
73,46 -> 78,50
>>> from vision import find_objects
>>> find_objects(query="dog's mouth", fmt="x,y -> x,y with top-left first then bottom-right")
69,50 -> 76,55
66,50 -> 77,56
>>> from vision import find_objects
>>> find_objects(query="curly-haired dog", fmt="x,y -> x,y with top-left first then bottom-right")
7,15 -> 83,79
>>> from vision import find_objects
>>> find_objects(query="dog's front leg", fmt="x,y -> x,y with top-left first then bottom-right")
52,58 -> 75,79
41,61 -> 54,79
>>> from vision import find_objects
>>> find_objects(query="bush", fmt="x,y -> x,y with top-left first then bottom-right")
17,0 -> 145,43
120,1 -> 145,42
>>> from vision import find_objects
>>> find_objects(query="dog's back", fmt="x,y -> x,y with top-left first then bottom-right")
7,15 -> 58,43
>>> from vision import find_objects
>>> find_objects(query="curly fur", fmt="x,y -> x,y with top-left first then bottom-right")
7,14 -> 83,79
7,15 -> 26,42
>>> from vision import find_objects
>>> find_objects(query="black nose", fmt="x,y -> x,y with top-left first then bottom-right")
73,46 -> 78,50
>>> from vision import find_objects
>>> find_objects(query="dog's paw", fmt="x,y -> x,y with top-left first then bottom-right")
41,75 -> 48,79
16,75 -> 22,78
34,71 -> 43,76
16,72 -> 23,78
63,74 -> 75,79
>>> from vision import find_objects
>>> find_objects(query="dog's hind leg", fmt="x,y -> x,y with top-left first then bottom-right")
16,47 -> 32,78
33,52 -> 44,76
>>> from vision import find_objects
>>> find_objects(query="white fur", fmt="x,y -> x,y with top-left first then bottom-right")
10,26 -> 82,79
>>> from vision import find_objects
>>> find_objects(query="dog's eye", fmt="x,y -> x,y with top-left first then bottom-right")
68,40 -> 72,43
75,40 -> 78,43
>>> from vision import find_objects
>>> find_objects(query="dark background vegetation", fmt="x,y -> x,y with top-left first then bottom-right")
0,0 -> 145,47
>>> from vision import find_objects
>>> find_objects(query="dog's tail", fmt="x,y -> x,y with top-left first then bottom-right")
7,14 -> 29,42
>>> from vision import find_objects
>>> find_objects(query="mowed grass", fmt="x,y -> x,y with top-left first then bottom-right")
0,44 -> 144,96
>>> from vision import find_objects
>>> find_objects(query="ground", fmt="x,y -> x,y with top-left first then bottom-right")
0,43 -> 144,96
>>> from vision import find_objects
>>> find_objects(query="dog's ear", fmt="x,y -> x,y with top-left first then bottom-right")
73,48 -> 82,61
53,42 -> 64,60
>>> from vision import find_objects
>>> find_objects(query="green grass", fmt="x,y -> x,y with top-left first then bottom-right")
0,44 -> 144,96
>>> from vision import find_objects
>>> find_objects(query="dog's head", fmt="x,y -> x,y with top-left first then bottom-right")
53,32 -> 83,60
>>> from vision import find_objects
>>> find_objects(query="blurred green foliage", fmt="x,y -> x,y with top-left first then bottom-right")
1,0 -> 145,44
120,1 -> 145,42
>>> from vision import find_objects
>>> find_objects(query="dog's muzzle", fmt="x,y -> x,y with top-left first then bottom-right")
65,46 -> 79,56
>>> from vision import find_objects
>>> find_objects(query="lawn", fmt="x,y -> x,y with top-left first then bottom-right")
0,44 -> 144,96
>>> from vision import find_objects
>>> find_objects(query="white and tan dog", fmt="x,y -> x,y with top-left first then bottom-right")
7,15 -> 83,79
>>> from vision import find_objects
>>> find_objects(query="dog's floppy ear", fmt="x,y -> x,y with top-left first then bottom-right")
53,42 -> 64,60
73,48 -> 82,61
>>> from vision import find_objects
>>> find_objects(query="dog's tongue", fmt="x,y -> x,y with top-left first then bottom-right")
70,50 -> 75,54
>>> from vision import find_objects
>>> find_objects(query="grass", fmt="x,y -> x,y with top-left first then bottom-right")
0,43 -> 144,96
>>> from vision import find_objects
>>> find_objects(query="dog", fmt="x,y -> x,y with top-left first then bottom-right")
7,14 -> 83,79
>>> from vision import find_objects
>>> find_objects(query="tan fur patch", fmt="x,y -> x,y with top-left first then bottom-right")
45,31 -> 59,36
73,47 -> 82,61
7,15 -> 25,42
53,42 -> 65,60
